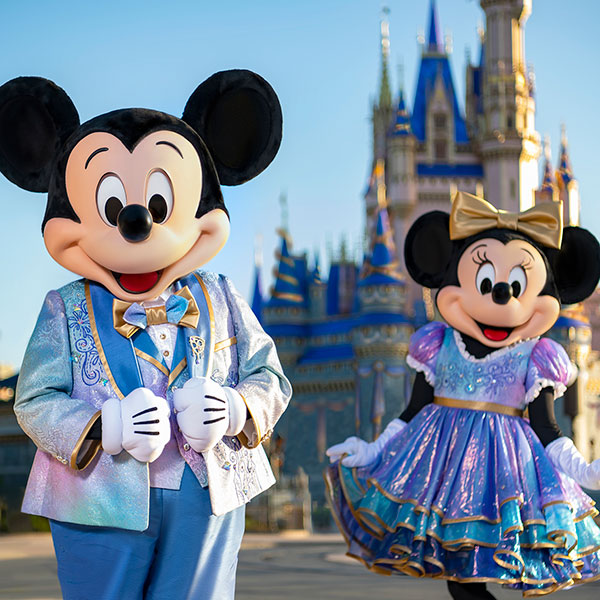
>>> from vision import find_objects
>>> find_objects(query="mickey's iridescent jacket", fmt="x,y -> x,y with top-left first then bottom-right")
15,270 -> 291,531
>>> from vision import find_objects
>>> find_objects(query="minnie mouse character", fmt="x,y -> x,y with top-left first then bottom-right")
327,192 -> 600,598
0,72 -> 291,600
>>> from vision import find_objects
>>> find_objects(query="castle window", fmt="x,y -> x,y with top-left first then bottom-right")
506,115 -> 513,129
434,139 -> 447,160
434,113 -> 447,131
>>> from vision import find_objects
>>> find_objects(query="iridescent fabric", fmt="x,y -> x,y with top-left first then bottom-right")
327,323 -> 600,595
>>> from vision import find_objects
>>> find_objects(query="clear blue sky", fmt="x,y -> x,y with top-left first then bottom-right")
0,0 -> 599,368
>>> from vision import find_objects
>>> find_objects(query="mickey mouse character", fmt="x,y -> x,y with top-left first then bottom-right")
0,71 -> 291,600
326,192 -> 600,598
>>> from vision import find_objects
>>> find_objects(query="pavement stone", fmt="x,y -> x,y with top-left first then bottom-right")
0,532 -> 599,599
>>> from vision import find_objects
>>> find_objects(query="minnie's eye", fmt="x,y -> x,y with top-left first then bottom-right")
96,174 -> 126,227
146,171 -> 173,224
509,266 -> 527,298
476,263 -> 495,295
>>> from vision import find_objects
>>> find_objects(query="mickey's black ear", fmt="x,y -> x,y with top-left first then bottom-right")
182,69 -> 282,186
404,211 -> 453,288
0,77 -> 80,192
550,226 -> 600,304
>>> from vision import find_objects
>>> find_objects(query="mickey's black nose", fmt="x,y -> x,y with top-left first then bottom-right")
492,282 -> 513,305
117,204 -> 153,243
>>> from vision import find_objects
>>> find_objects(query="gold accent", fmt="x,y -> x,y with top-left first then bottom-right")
70,410 -> 102,470
168,358 -> 187,387
214,336 -> 237,353
450,191 -> 563,249
236,392 -> 263,449
434,396 -> 524,417
271,291 -> 304,303
134,348 -> 169,377
193,274 -> 215,377
112,285 -> 200,338
273,270 -> 299,286
86,281 -> 124,400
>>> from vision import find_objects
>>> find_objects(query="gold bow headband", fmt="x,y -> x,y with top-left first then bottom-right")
449,191 -> 563,249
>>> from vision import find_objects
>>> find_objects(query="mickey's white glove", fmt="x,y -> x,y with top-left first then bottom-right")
326,418 -> 406,467
546,436 -> 600,490
101,388 -> 171,463
173,376 -> 247,453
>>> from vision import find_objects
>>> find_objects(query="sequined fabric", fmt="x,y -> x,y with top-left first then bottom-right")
16,271 -> 291,529
326,324 -> 600,595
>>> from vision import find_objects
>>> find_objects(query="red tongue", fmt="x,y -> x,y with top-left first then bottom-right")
119,272 -> 159,293
483,328 -> 509,342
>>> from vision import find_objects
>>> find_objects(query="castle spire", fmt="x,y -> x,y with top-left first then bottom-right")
557,124 -> 574,186
251,235 -> 264,322
360,161 -> 403,286
269,229 -> 304,305
426,0 -> 444,54
378,7 -> 392,109
540,135 -> 555,193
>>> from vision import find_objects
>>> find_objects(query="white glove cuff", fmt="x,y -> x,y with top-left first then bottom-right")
546,436 -> 600,490
101,397 -> 123,455
375,418 -> 406,451
224,387 -> 247,436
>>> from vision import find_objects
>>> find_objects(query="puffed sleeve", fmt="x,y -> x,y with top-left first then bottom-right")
525,338 -> 577,404
220,275 -> 292,449
14,291 -> 101,470
405,321 -> 447,387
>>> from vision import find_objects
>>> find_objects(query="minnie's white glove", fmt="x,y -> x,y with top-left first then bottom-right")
546,436 -> 600,490
101,388 -> 171,463
173,376 -> 247,453
326,419 -> 406,467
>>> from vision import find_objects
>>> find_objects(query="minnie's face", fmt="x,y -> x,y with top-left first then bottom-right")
436,237 -> 560,347
43,129 -> 229,302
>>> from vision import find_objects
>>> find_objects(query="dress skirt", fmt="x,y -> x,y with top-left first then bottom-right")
325,403 -> 600,596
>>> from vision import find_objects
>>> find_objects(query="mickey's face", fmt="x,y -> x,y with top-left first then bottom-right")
43,130 -> 229,301
436,237 -> 560,347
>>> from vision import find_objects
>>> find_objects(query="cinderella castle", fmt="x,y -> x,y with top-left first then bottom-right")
253,0 -> 600,508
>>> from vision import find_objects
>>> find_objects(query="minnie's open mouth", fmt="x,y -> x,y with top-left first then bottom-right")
475,321 -> 514,342
113,271 -> 162,294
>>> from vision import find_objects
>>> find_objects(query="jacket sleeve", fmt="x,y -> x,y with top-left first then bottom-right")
220,275 -> 292,449
14,291 -> 101,470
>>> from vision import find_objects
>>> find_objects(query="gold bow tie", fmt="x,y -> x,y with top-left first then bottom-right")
450,191 -> 563,249
113,286 -> 200,339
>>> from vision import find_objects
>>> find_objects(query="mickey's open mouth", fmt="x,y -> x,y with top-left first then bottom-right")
475,321 -> 514,342
113,271 -> 162,294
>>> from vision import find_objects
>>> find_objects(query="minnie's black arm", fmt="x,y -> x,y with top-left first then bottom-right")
528,387 -> 563,447
399,372 -> 434,422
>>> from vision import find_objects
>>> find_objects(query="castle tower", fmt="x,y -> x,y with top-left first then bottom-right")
262,229 -> 308,368
387,88 -> 417,258
556,125 -> 580,226
479,0 -> 540,211
354,168 -> 411,440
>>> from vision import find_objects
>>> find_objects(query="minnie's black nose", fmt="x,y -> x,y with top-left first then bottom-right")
492,282 -> 513,305
117,204 -> 153,243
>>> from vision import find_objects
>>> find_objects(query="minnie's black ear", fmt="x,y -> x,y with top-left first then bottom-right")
404,211 -> 453,288
550,226 -> 600,304
182,69 -> 282,186
0,77 -> 80,192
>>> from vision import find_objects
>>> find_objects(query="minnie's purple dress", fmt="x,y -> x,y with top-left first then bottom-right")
326,322 -> 600,595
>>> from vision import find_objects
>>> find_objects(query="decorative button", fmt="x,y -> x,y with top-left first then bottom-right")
163,350 -> 170,357
183,443 -> 190,451
160,333 -> 167,340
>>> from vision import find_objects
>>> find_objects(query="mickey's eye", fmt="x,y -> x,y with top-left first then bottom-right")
476,263 -> 495,295
96,174 -> 126,227
146,171 -> 173,224
508,266 -> 527,298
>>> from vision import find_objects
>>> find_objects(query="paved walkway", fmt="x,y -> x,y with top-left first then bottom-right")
1,532 -> 599,599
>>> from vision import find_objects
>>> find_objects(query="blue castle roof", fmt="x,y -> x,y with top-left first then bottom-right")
268,233 -> 307,307
390,89 -> 412,137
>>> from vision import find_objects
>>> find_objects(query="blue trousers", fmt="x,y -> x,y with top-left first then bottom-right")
50,466 -> 245,600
